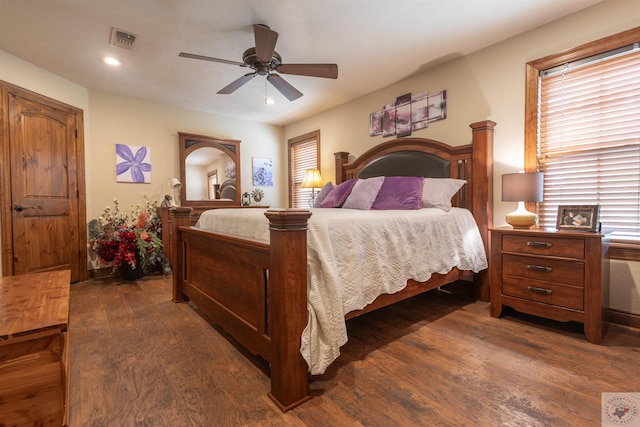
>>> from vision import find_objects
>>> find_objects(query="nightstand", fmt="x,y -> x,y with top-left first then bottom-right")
490,227 -> 608,344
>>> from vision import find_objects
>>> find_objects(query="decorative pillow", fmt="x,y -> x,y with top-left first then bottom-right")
342,176 -> 385,210
314,181 -> 335,207
320,178 -> 358,208
371,176 -> 424,210
422,178 -> 467,211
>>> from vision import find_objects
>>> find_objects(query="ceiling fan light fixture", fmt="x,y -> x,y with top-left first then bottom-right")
264,77 -> 274,105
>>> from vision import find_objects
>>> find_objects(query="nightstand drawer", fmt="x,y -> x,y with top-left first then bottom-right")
502,235 -> 584,259
502,254 -> 584,287
502,276 -> 584,310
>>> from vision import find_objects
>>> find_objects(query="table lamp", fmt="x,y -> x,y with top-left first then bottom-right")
300,169 -> 324,207
502,172 -> 544,229
168,177 -> 182,207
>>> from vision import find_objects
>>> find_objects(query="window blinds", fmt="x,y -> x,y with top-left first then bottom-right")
289,138 -> 318,208
538,46 -> 640,232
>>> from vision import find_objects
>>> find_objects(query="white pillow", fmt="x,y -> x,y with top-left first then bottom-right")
422,178 -> 466,211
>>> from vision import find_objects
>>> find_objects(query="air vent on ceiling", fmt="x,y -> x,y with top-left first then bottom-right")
110,27 -> 138,50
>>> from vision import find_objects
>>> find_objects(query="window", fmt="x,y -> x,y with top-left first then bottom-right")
207,170 -> 218,199
525,27 -> 640,233
288,130 -> 320,208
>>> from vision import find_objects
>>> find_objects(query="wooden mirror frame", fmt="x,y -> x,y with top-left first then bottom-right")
178,132 -> 241,208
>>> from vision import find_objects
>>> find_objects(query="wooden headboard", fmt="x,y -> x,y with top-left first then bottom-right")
333,120 -> 495,299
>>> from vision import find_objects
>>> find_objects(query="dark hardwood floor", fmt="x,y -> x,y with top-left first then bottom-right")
68,275 -> 639,426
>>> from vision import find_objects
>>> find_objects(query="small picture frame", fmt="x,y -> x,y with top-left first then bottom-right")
556,205 -> 600,232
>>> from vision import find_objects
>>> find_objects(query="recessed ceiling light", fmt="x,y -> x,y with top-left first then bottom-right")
103,57 -> 121,66
265,97 -> 275,105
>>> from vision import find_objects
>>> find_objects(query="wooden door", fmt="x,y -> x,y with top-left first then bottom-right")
1,82 -> 87,282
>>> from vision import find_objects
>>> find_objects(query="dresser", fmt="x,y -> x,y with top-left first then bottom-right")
0,270 -> 71,426
490,227 -> 608,344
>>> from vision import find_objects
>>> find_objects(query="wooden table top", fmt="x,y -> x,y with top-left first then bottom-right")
0,270 -> 70,338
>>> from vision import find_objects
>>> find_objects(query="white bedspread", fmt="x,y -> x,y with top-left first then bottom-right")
196,207 -> 487,374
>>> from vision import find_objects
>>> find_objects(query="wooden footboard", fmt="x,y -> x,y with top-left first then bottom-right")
172,209 -> 313,411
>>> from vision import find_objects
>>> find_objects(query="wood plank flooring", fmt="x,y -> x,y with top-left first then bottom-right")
68,275 -> 639,426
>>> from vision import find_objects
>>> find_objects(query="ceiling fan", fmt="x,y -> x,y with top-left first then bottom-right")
179,24 -> 338,101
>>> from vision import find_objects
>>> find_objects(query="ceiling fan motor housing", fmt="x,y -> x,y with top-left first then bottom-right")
242,47 -> 281,75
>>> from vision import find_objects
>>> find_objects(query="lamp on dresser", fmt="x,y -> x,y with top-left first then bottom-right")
168,178 -> 182,207
502,171 -> 544,229
301,169 -> 324,207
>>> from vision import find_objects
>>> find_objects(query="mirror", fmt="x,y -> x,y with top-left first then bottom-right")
178,132 -> 241,208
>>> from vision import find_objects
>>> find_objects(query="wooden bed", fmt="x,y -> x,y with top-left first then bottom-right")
169,120 -> 495,411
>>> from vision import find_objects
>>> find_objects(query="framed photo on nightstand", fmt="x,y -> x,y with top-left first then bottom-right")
556,205 -> 600,231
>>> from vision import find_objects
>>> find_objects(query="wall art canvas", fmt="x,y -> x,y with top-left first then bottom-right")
411,91 -> 429,130
382,103 -> 396,137
116,144 -> 151,183
395,93 -> 412,137
252,157 -> 273,187
427,90 -> 447,122
370,111 -> 383,136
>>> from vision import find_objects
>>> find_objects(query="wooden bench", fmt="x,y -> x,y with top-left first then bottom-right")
0,270 -> 71,427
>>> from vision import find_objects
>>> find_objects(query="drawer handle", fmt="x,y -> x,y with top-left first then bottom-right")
527,286 -> 552,295
527,241 -> 552,248
527,264 -> 552,272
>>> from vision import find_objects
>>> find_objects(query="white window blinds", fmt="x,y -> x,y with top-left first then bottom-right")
537,45 -> 640,232
289,133 -> 319,208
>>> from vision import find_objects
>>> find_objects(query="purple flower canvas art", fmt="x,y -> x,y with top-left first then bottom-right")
116,144 -> 151,183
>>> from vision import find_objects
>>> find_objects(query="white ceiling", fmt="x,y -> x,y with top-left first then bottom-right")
0,0 -> 602,126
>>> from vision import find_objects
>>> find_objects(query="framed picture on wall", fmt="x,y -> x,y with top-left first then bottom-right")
427,90 -> 447,122
370,111 -> 382,136
252,157 -> 273,187
116,144 -> 151,183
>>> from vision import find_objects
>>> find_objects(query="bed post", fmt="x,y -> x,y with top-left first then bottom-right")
264,209 -> 313,411
170,207 -> 193,303
469,120 -> 496,302
334,151 -> 349,184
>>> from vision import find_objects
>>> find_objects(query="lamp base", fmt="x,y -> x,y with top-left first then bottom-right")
506,201 -> 537,229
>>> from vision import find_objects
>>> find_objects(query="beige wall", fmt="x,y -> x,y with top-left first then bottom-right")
285,0 -> 639,225
282,0 -> 640,314
87,91 -> 285,219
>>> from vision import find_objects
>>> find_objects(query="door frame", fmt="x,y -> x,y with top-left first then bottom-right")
0,80 -> 88,281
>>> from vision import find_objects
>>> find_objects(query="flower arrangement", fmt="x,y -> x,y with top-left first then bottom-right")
88,196 -> 163,273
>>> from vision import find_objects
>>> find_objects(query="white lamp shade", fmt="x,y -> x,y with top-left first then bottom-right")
168,178 -> 182,207
168,177 -> 182,190
300,169 -> 324,189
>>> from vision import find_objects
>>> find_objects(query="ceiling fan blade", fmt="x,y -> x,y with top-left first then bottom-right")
179,52 -> 245,67
253,24 -> 278,63
267,74 -> 303,101
276,64 -> 338,79
217,73 -> 256,94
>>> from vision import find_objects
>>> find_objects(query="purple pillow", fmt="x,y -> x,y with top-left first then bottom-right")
320,178 -> 357,208
372,176 -> 424,210
343,176 -> 385,210
314,181 -> 335,207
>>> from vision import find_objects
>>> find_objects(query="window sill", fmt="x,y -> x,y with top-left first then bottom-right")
607,232 -> 640,261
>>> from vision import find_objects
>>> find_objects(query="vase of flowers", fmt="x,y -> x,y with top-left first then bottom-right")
89,196 -> 163,279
